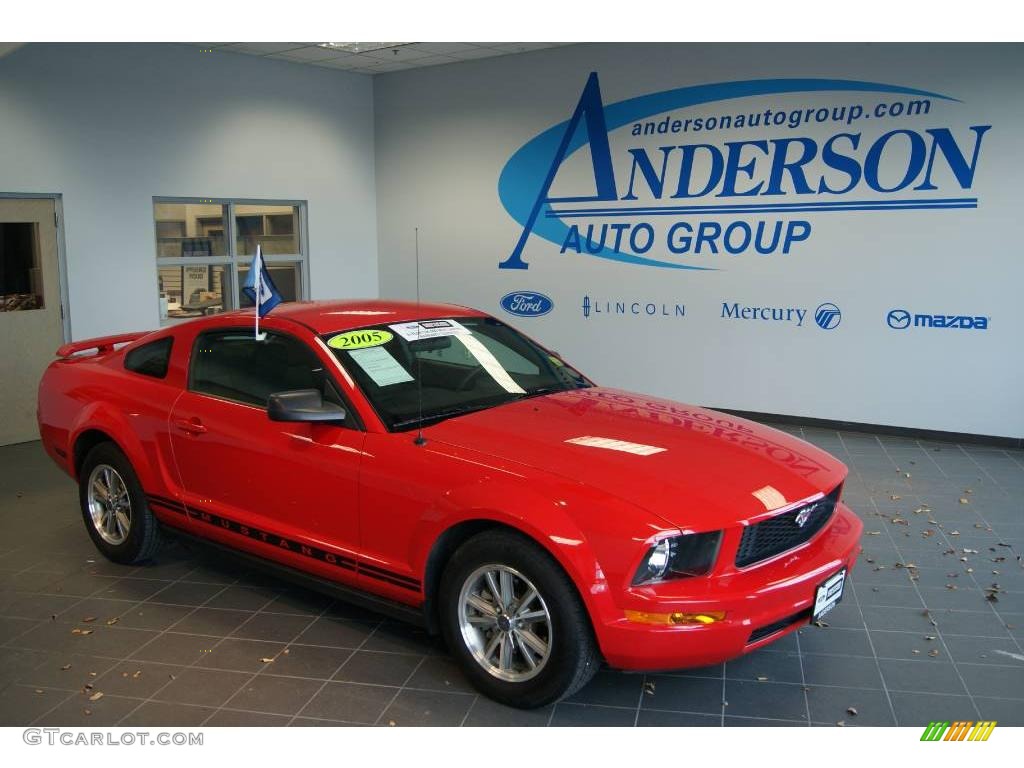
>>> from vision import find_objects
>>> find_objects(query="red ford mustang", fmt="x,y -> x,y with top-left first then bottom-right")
38,300 -> 861,708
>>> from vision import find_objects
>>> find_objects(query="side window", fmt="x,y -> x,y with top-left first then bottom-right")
190,330 -> 330,408
124,337 -> 173,379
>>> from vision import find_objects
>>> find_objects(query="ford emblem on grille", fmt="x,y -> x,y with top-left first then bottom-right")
794,506 -> 813,527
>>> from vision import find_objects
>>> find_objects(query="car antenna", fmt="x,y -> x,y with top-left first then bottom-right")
413,227 -> 427,447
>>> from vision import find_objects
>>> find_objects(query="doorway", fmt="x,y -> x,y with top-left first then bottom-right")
0,197 -> 66,446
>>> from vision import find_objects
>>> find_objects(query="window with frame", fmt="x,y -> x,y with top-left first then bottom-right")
124,337 -> 174,379
189,330 -> 351,422
154,199 -> 306,323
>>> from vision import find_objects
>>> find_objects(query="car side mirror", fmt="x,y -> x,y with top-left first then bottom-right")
267,389 -> 346,424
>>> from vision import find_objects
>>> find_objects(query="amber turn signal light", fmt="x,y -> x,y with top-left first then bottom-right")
624,610 -> 727,625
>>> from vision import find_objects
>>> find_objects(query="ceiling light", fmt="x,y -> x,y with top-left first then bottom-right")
317,42 -> 412,54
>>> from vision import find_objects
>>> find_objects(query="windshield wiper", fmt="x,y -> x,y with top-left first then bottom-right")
392,402 -> 499,431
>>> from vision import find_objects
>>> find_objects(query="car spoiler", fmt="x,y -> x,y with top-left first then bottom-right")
56,332 -> 148,359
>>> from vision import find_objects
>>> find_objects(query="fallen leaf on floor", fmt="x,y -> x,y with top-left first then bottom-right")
88,691 -> 103,701
946,584 -> 958,590
950,531 -> 961,536
892,517 -> 908,525
132,670 -> 141,679
928,649 -> 940,658
82,616 -> 96,623
70,628 -> 93,636
643,681 -> 656,694
963,548 -> 979,554
912,649 -> 921,655
959,498 -> 969,505
925,635 -> 937,641
106,617 -> 119,626
34,689 -> 44,695
259,657 -> 275,664
388,720 -> 396,727
756,676 -> 769,682
61,664 -> 71,671
867,531 -> 881,536
847,707 -> 858,716
964,489 -> 973,494
83,709 -> 91,716
836,720 -> 846,727
891,495 -> 901,500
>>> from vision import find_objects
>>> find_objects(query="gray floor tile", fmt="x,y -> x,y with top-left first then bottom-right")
379,688 -> 475,726
550,702 -> 636,726
225,674 -> 325,715
298,680 -> 396,723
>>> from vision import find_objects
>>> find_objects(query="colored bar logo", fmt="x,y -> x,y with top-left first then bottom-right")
921,721 -> 997,741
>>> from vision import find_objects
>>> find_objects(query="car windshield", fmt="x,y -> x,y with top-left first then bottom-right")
323,316 -> 591,431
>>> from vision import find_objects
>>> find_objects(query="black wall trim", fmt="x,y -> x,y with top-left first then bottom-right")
719,409 -> 1023,450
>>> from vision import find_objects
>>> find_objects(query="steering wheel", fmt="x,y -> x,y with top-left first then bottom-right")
456,367 -> 487,392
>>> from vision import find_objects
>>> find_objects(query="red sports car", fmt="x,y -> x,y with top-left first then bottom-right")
38,300 -> 861,708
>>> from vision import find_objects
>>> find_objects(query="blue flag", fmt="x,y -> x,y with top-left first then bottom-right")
242,244 -> 283,318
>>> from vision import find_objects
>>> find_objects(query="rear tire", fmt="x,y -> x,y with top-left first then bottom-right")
79,442 -> 163,564
439,529 -> 599,708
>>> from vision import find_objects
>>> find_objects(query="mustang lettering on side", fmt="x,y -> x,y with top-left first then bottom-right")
38,299 -> 862,708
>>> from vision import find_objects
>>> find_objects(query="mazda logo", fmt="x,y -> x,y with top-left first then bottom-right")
887,309 -> 911,329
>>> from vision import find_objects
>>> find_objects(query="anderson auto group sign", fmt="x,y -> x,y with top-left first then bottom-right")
497,73 -> 989,272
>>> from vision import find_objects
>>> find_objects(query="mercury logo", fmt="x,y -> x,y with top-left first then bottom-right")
814,303 -> 842,330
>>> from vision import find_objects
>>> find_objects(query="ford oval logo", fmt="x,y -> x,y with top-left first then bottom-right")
499,291 -> 554,318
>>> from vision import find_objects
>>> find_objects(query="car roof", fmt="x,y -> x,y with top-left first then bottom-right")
212,299 -> 488,334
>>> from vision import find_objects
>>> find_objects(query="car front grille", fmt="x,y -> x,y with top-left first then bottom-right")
736,484 -> 842,568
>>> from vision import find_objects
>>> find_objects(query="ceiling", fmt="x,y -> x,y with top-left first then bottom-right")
191,42 -> 572,74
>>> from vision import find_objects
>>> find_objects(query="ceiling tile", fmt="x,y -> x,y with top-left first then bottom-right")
403,42 -> 491,56
180,42 -> 575,73
226,42 -> 305,55
275,46 -> 348,61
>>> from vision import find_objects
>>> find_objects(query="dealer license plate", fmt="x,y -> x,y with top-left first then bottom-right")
812,568 -> 846,622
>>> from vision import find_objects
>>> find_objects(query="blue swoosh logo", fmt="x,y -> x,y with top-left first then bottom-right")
498,78 -> 955,270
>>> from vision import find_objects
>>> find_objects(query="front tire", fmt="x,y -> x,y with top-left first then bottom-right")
439,529 -> 599,708
79,442 -> 162,564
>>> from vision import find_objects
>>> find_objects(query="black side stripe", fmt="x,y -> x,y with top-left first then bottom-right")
147,494 -> 186,515
146,493 -> 420,591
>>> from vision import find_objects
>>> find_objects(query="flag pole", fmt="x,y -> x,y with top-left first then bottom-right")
254,243 -> 263,341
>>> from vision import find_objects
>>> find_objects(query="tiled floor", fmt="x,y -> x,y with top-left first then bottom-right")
1,429 -> 1022,727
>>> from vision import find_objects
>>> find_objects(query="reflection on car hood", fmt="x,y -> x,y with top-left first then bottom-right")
424,387 -> 847,530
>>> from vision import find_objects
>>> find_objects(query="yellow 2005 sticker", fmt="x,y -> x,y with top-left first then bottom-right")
327,329 -> 394,350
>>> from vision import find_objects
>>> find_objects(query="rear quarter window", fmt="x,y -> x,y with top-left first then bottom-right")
124,337 -> 173,379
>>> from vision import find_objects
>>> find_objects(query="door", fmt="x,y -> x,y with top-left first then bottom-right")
168,327 -> 366,585
0,198 -> 64,446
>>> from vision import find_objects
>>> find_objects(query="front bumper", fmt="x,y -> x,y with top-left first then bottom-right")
596,503 -> 863,671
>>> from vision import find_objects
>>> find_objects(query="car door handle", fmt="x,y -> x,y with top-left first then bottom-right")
174,418 -> 208,436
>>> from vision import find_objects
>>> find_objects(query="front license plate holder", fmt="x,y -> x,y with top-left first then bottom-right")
812,568 -> 846,622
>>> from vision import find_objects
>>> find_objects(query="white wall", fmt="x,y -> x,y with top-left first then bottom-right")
374,43 -> 1024,438
0,43 -> 379,340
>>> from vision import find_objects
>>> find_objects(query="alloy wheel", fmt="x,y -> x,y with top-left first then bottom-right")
457,564 -> 553,682
86,464 -> 132,545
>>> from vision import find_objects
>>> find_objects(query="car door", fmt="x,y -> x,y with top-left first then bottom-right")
169,324 -> 366,586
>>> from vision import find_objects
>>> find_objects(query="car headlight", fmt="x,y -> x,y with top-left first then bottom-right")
633,531 -> 722,584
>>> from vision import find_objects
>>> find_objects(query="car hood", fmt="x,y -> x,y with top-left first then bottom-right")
424,387 -> 847,530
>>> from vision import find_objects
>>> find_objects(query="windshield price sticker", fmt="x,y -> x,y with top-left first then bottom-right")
347,346 -> 414,387
327,329 -> 394,350
390,319 -> 470,342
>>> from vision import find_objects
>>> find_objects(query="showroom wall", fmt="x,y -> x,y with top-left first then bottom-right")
0,43 -> 378,340
374,43 -> 1023,438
